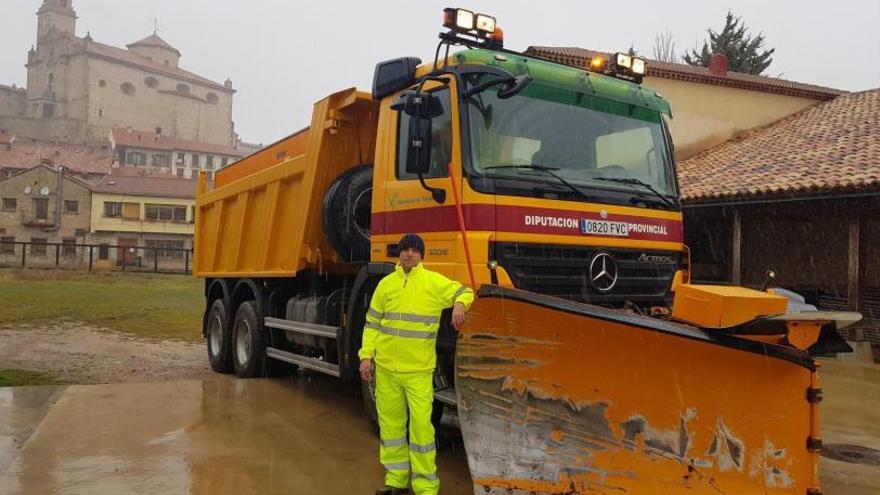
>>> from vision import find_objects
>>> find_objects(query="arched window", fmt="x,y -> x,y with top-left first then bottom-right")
206,93 -> 219,104
121,82 -> 135,96
144,76 -> 159,89
176,83 -> 191,94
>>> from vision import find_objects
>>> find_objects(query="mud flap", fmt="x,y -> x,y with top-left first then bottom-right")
455,286 -> 820,495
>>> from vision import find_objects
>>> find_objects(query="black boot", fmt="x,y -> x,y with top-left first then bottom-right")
375,486 -> 410,495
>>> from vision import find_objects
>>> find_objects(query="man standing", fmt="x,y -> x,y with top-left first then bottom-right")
359,234 -> 474,495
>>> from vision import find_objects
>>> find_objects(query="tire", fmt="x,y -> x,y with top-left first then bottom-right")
232,301 -> 266,378
206,299 -> 233,373
322,164 -> 373,262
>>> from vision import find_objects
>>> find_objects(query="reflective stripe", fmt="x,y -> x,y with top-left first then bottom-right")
384,312 -> 439,325
364,321 -> 379,331
409,442 -> 436,453
381,436 -> 407,448
367,307 -> 383,320
377,325 -> 436,339
383,461 -> 410,471
452,284 -> 469,300
412,472 -> 438,481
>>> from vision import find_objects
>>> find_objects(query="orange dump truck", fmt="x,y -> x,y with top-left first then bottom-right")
194,8 -> 859,494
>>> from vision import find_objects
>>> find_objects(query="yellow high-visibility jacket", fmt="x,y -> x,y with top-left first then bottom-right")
358,262 -> 474,372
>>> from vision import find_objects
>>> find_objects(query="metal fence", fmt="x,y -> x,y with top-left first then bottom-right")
0,240 -> 192,274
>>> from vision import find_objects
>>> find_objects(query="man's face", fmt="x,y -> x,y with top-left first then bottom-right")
399,247 -> 422,270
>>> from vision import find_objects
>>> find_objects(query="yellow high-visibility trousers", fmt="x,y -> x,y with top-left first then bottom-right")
375,367 -> 438,495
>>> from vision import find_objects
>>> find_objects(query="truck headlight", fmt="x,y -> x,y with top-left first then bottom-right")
632,57 -> 647,75
475,14 -> 496,33
615,53 -> 633,69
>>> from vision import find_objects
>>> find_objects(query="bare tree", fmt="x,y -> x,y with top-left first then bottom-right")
653,31 -> 678,63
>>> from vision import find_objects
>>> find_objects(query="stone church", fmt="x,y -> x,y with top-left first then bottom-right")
0,0 -> 236,147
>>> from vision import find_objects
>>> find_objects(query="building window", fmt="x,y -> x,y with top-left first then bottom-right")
145,239 -> 186,260
206,171 -> 214,181
30,238 -> 47,255
121,82 -> 136,96
98,243 -> 109,260
206,93 -> 219,104
145,204 -> 187,222
1,197 -> 16,211
63,200 -> 78,213
123,202 -> 140,220
190,205 -> 195,223
144,76 -> 159,89
152,154 -> 170,168
33,198 -> 49,220
103,201 -> 122,217
221,157 -> 229,168
0,236 -> 14,254
206,155 -> 214,169
191,154 -> 200,167
62,238 -> 76,256
176,83 -> 191,94
176,168 -> 184,179
126,151 -> 147,166
176,152 -> 184,165
42,103 -> 55,118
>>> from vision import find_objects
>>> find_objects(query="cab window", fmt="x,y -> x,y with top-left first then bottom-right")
396,88 -> 452,180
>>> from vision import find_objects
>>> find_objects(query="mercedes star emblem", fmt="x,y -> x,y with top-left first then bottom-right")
589,252 -> 618,293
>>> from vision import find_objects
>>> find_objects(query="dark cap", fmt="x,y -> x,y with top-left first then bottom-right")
398,233 -> 425,257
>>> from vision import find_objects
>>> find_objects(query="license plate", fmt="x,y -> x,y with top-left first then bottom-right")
580,219 -> 629,237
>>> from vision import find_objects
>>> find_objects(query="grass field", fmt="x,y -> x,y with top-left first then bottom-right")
0,368 -> 64,387
0,270 -> 204,342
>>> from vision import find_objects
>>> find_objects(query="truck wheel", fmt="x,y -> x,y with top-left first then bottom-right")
232,301 -> 266,378
323,164 -> 372,262
206,299 -> 233,373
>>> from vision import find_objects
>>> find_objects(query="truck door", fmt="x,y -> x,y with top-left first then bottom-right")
377,80 -> 463,278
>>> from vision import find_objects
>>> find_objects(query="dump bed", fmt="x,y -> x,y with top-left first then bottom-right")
193,88 -> 379,278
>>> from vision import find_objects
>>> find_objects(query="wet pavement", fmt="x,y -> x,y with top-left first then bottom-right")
0,375 -> 471,494
0,360 -> 877,495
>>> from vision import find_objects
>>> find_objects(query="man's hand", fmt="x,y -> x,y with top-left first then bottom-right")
452,302 -> 467,331
359,358 -> 373,382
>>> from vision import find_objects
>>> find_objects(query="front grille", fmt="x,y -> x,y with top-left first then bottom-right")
491,241 -> 680,306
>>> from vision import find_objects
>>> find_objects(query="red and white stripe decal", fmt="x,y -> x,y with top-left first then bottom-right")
373,204 -> 682,242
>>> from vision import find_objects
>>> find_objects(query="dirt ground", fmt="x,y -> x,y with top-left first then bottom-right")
0,322 -> 212,384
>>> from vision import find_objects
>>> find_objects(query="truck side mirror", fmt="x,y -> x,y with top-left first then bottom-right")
405,115 -> 432,175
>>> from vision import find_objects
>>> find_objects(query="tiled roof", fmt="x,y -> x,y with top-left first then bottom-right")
83,39 -> 232,93
0,163 -> 94,190
526,46 -> 845,101
92,171 -> 199,199
0,140 -> 113,175
126,33 -> 181,57
678,89 -> 880,203
111,128 -> 248,157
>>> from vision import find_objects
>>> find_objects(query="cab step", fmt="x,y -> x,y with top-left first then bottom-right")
434,388 -> 458,407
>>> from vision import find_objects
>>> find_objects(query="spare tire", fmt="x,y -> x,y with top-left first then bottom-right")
322,164 -> 373,263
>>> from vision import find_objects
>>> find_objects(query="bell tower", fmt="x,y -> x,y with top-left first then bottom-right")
37,0 -> 77,43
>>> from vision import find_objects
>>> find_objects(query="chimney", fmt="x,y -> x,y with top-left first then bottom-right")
709,53 -> 728,77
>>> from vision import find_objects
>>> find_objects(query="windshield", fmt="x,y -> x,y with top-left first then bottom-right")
464,76 -> 677,201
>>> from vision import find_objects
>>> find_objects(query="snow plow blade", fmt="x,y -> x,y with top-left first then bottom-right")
455,285 -> 831,495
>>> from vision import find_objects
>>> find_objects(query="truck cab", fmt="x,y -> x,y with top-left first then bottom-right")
370,48 -> 685,310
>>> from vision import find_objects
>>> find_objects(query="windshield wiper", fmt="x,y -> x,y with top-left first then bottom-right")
594,177 -> 678,210
484,165 -> 595,202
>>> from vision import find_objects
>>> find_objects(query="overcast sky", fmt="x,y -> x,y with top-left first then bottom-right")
1,0 -> 878,144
